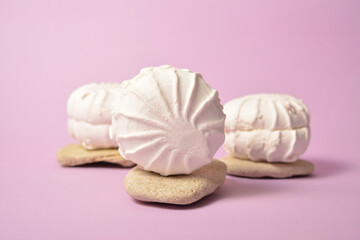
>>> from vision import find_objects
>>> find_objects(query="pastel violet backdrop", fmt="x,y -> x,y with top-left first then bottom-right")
0,0 -> 359,239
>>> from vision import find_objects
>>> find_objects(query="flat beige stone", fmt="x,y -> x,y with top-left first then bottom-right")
124,160 -> 227,205
57,144 -> 135,167
220,155 -> 314,178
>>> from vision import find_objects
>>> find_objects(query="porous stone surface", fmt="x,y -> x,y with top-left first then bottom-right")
220,155 -> 314,178
57,144 -> 135,167
124,160 -> 227,205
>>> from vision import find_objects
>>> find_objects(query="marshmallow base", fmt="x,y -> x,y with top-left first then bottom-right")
68,118 -> 118,150
224,127 -> 310,163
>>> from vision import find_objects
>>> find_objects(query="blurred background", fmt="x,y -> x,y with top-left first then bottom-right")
0,1 -> 359,239
0,0 -> 359,158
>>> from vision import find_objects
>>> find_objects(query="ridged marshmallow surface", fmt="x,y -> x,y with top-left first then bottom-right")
67,83 -> 123,149
224,94 -> 310,162
110,65 -> 225,176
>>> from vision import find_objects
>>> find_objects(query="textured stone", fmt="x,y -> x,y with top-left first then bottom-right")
220,155 -> 314,178
57,144 -> 134,167
124,160 -> 226,205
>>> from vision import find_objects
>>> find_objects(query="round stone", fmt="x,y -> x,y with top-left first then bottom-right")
57,144 -> 135,167
124,160 -> 227,205
220,155 -> 314,178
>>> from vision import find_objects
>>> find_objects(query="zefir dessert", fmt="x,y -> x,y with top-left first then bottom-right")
110,65 -> 227,205
57,83 -> 134,167
221,94 -> 314,178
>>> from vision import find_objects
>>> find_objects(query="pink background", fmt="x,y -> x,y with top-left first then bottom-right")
1,0 -> 359,239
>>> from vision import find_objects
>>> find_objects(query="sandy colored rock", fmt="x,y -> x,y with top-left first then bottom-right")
57,144 -> 135,167
124,160 -> 227,205
220,155 -> 314,178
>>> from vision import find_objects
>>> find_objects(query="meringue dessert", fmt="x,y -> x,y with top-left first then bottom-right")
221,94 -> 314,178
111,65 -> 227,204
67,83 -> 123,150
57,83 -> 134,167
110,65 -> 226,176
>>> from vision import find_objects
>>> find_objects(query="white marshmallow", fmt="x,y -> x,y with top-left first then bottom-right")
67,83 -> 123,149
110,65 -> 225,176
224,94 -> 310,162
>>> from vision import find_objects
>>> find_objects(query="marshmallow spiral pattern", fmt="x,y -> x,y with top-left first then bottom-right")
110,65 -> 225,176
